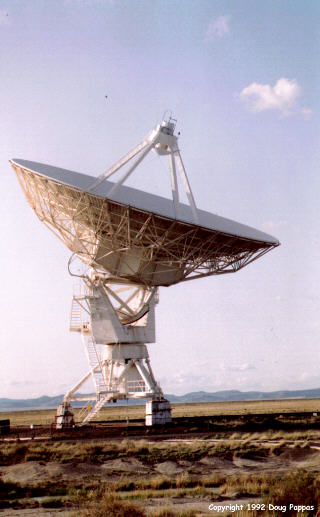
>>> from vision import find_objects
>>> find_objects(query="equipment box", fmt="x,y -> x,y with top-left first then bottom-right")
0,419 -> 10,435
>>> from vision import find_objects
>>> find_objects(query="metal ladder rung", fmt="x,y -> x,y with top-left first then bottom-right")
70,297 -> 83,331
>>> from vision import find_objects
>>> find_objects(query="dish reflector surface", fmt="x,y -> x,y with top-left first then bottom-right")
11,158 -> 279,286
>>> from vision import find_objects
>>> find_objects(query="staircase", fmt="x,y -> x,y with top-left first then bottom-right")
83,336 -> 107,394
69,296 -> 83,332
79,394 -> 111,425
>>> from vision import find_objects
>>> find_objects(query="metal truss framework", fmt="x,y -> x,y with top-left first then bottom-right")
11,164 -> 276,288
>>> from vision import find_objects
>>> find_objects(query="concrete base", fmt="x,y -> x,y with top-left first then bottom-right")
145,398 -> 172,426
55,402 -> 75,429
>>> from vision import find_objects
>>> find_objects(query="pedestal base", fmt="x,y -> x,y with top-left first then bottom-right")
145,398 -> 172,426
55,402 -> 75,429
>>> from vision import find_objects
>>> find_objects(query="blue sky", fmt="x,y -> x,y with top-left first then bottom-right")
1,0 -> 320,398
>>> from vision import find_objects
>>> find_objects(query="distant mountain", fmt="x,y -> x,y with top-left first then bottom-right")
0,395 -> 144,411
0,395 -> 64,410
166,388 -> 320,403
1,388 -> 320,411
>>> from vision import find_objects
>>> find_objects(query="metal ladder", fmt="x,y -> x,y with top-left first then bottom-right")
79,394 -> 110,425
70,296 -> 82,331
83,336 -> 107,394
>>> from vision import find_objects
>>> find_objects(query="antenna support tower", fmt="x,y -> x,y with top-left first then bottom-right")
61,256 -> 170,426
58,116 -> 198,426
10,115 -> 279,428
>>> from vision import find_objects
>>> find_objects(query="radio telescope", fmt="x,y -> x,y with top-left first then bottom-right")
10,115 -> 279,427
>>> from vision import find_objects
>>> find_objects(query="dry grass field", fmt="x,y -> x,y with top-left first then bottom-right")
2,397 -> 320,426
1,399 -> 320,516
1,436 -> 320,516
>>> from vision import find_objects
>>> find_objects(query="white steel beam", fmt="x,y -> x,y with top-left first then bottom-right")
169,149 -> 180,218
63,370 -> 92,401
89,138 -> 150,191
175,150 -> 199,224
106,135 -> 159,198
135,360 -> 158,392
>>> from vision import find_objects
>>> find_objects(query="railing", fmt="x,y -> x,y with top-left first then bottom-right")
126,380 -> 146,392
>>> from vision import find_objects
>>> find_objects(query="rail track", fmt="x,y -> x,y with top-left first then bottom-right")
3,411 -> 320,442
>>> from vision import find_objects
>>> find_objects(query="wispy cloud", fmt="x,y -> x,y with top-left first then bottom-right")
160,371 -> 222,394
159,362 -> 257,394
301,107 -> 313,119
220,363 -> 256,373
262,220 -> 287,231
205,15 -> 230,41
64,0 -> 114,5
4,380 -> 43,387
239,78 -> 307,116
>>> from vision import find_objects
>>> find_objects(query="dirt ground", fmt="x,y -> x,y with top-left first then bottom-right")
1,440 -> 320,516
2,441 -> 320,484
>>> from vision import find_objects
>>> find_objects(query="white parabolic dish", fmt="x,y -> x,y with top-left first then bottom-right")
11,158 -> 279,287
